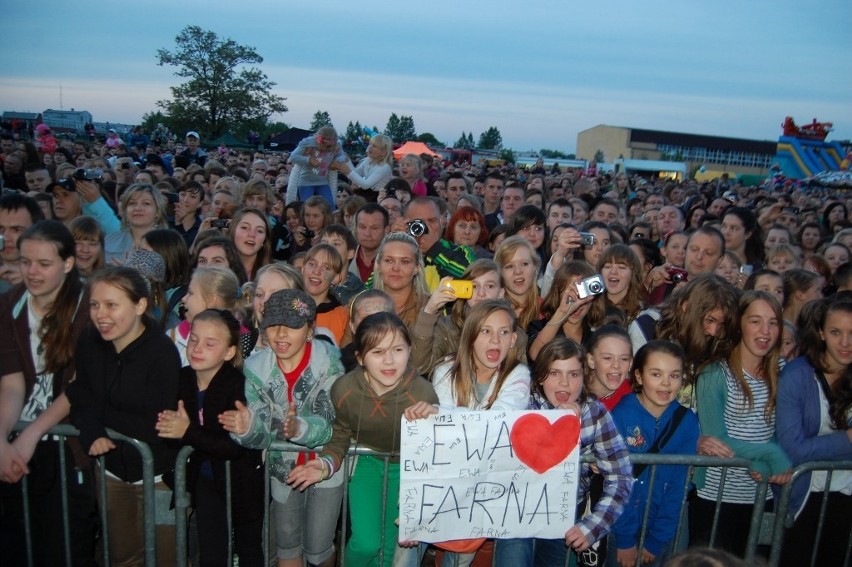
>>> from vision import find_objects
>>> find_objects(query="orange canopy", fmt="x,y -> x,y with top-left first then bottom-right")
392,141 -> 440,160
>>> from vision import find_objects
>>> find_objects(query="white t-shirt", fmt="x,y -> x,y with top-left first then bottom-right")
20,295 -> 53,421
809,384 -> 852,494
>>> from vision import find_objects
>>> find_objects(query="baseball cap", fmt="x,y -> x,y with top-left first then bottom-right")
186,131 -> 200,140
261,289 -> 316,330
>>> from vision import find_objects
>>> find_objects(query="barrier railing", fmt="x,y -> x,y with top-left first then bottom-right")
768,460 -> 852,567
9,422 -> 852,567
10,421 -> 158,567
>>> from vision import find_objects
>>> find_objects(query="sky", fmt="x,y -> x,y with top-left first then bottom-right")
2,1 -> 850,153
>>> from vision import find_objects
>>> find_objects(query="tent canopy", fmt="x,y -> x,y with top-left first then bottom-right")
392,141 -> 440,160
207,132 -> 253,149
267,128 -> 313,151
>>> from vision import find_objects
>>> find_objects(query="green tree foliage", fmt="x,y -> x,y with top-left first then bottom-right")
155,25 -> 287,139
498,149 -> 516,164
416,133 -> 443,147
454,132 -> 475,150
478,127 -> 503,150
384,113 -> 400,139
310,110 -> 334,131
343,121 -> 365,153
397,115 -> 416,141
540,149 -> 573,159
384,113 -> 416,142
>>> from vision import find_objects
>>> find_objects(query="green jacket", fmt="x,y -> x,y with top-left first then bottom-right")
235,339 -> 345,495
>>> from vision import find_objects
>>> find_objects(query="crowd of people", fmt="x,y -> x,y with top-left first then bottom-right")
0,124 -> 851,567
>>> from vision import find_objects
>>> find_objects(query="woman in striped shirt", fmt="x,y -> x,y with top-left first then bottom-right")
690,291 -> 792,556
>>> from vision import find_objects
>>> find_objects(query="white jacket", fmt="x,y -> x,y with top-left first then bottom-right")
431,361 -> 531,411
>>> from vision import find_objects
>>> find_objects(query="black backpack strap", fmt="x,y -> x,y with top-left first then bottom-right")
632,405 -> 689,478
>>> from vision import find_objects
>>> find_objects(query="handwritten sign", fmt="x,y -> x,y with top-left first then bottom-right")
399,410 -> 580,543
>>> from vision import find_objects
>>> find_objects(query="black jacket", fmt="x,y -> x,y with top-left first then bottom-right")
68,319 -> 181,482
177,363 -> 264,523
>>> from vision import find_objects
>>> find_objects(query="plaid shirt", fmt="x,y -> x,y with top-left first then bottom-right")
531,393 -> 634,544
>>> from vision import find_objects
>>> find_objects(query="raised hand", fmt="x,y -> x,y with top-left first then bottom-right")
424,277 -> 459,315
218,400 -> 251,435
283,404 -> 301,440
156,400 -> 191,439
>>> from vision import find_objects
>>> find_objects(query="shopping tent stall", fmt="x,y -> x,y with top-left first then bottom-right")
392,141 -> 440,160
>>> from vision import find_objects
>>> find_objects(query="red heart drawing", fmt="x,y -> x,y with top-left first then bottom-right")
510,413 -> 580,474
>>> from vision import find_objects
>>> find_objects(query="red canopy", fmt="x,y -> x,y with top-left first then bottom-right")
392,141 -> 440,160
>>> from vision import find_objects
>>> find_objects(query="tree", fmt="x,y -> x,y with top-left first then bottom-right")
384,113 -> 401,139
310,110 -> 333,131
593,149 -> 605,163
156,26 -> 287,139
454,132 -> 475,150
397,115 -> 416,142
343,120 -> 364,153
498,149 -> 516,164
478,127 -> 503,150
540,148 -> 572,159
417,133 -> 443,147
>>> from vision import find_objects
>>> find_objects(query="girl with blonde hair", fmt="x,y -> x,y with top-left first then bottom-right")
494,236 -> 542,330
332,134 -> 393,201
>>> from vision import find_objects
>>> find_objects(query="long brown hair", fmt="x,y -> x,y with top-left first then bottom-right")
229,207 -> 272,278
657,274 -> 740,384
494,236 -> 541,329
18,220 -> 82,375
596,243 -> 645,321
798,298 -> 852,430
541,261 -> 606,332
727,291 -> 783,419
448,299 -> 521,409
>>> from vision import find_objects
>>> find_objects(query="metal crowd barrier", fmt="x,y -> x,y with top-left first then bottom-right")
9,422 -> 852,567
10,421 -> 158,567
768,460 -> 852,567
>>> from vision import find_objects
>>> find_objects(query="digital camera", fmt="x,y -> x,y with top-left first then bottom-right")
667,267 -> 688,284
575,274 -> 605,299
579,231 -> 596,246
407,219 -> 429,238
74,168 -> 103,181
211,219 -> 231,229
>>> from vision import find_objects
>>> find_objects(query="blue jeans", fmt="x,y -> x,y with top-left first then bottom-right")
298,184 -> 335,210
495,538 -> 571,566
606,532 -> 673,567
273,481 -> 344,564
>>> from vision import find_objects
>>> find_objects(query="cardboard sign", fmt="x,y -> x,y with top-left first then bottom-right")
398,410 -> 580,542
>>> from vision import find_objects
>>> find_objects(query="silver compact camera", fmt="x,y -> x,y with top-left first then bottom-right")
575,274 -> 605,299
579,231 -> 596,246
407,219 -> 429,238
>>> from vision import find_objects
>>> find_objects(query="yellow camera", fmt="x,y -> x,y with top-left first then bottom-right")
446,280 -> 473,299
